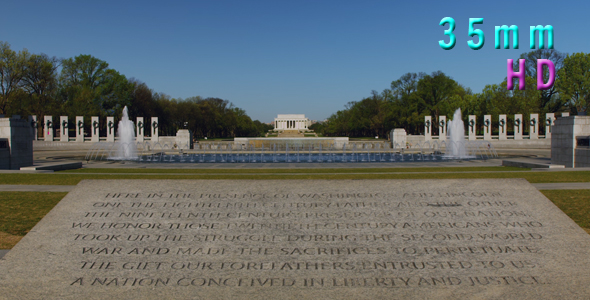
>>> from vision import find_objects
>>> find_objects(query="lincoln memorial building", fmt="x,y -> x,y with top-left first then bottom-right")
273,114 -> 311,131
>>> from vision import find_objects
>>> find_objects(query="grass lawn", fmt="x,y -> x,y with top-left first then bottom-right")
1,168 -> 590,185
541,190 -> 590,234
0,192 -> 67,249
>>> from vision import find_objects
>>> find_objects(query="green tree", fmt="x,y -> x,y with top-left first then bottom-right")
517,49 -> 566,112
21,53 -> 60,118
128,79 -> 157,118
389,72 -> 424,133
555,52 -> 590,114
416,71 -> 461,131
0,42 -> 28,115
58,54 -> 132,117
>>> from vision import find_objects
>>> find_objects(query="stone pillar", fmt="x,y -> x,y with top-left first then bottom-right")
424,116 -> 432,141
438,116 -> 446,140
136,117 -> 144,143
392,128 -> 407,149
30,115 -> 38,140
91,116 -> 100,142
0,117 -> 33,169
498,115 -> 507,140
562,112 -> 570,117
514,114 -> 523,140
530,113 -> 539,139
76,116 -> 84,142
545,113 -> 555,139
106,116 -> 115,142
44,116 -> 53,142
151,117 -> 159,142
176,129 -> 193,149
468,115 -> 476,140
483,115 -> 492,140
551,116 -> 590,168
59,116 -> 68,142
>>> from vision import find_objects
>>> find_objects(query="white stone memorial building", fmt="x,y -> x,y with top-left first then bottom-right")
273,114 -> 311,131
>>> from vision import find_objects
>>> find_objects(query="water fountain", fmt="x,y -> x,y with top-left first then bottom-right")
444,108 -> 473,159
109,106 -> 137,160
86,107 -> 497,163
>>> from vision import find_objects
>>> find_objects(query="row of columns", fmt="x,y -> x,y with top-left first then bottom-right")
35,116 -> 159,143
424,113 -> 569,141
274,119 -> 308,130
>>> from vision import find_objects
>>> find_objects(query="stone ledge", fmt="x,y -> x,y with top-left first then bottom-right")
20,161 -> 82,171
502,159 -> 565,169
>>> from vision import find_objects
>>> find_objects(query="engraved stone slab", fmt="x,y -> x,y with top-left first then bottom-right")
1,179 -> 590,299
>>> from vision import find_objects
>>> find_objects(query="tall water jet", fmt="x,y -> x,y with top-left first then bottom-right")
110,106 -> 137,160
445,108 -> 470,158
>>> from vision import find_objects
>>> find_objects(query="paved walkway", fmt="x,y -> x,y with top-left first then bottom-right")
531,182 -> 590,190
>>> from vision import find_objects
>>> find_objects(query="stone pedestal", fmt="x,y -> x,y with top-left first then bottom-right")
106,117 -> 115,142
424,116 -> 431,141
530,113 -> 539,139
483,115 -> 492,140
91,117 -> 99,142
551,116 -> 590,168
562,112 -> 570,117
75,116 -> 84,142
468,115 -> 476,140
498,114 -> 507,140
545,113 -> 555,139
151,117 -> 159,143
391,128 -> 407,149
30,115 -> 38,140
59,116 -> 68,142
438,116 -> 446,140
44,116 -> 53,142
176,129 -> 193,149
0,117 -> 33,169
136,117 -> 144,143
514,114 -> 523,140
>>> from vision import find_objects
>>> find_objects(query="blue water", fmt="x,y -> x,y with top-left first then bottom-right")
129,152 -> 469,163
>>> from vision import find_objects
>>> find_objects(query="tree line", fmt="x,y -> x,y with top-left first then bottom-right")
311,50 -> 590,137
0,41 -> 272,138
2,41 -> 588,139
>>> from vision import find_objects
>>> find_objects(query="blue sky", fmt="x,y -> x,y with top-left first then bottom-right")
1,0 -> 588,122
